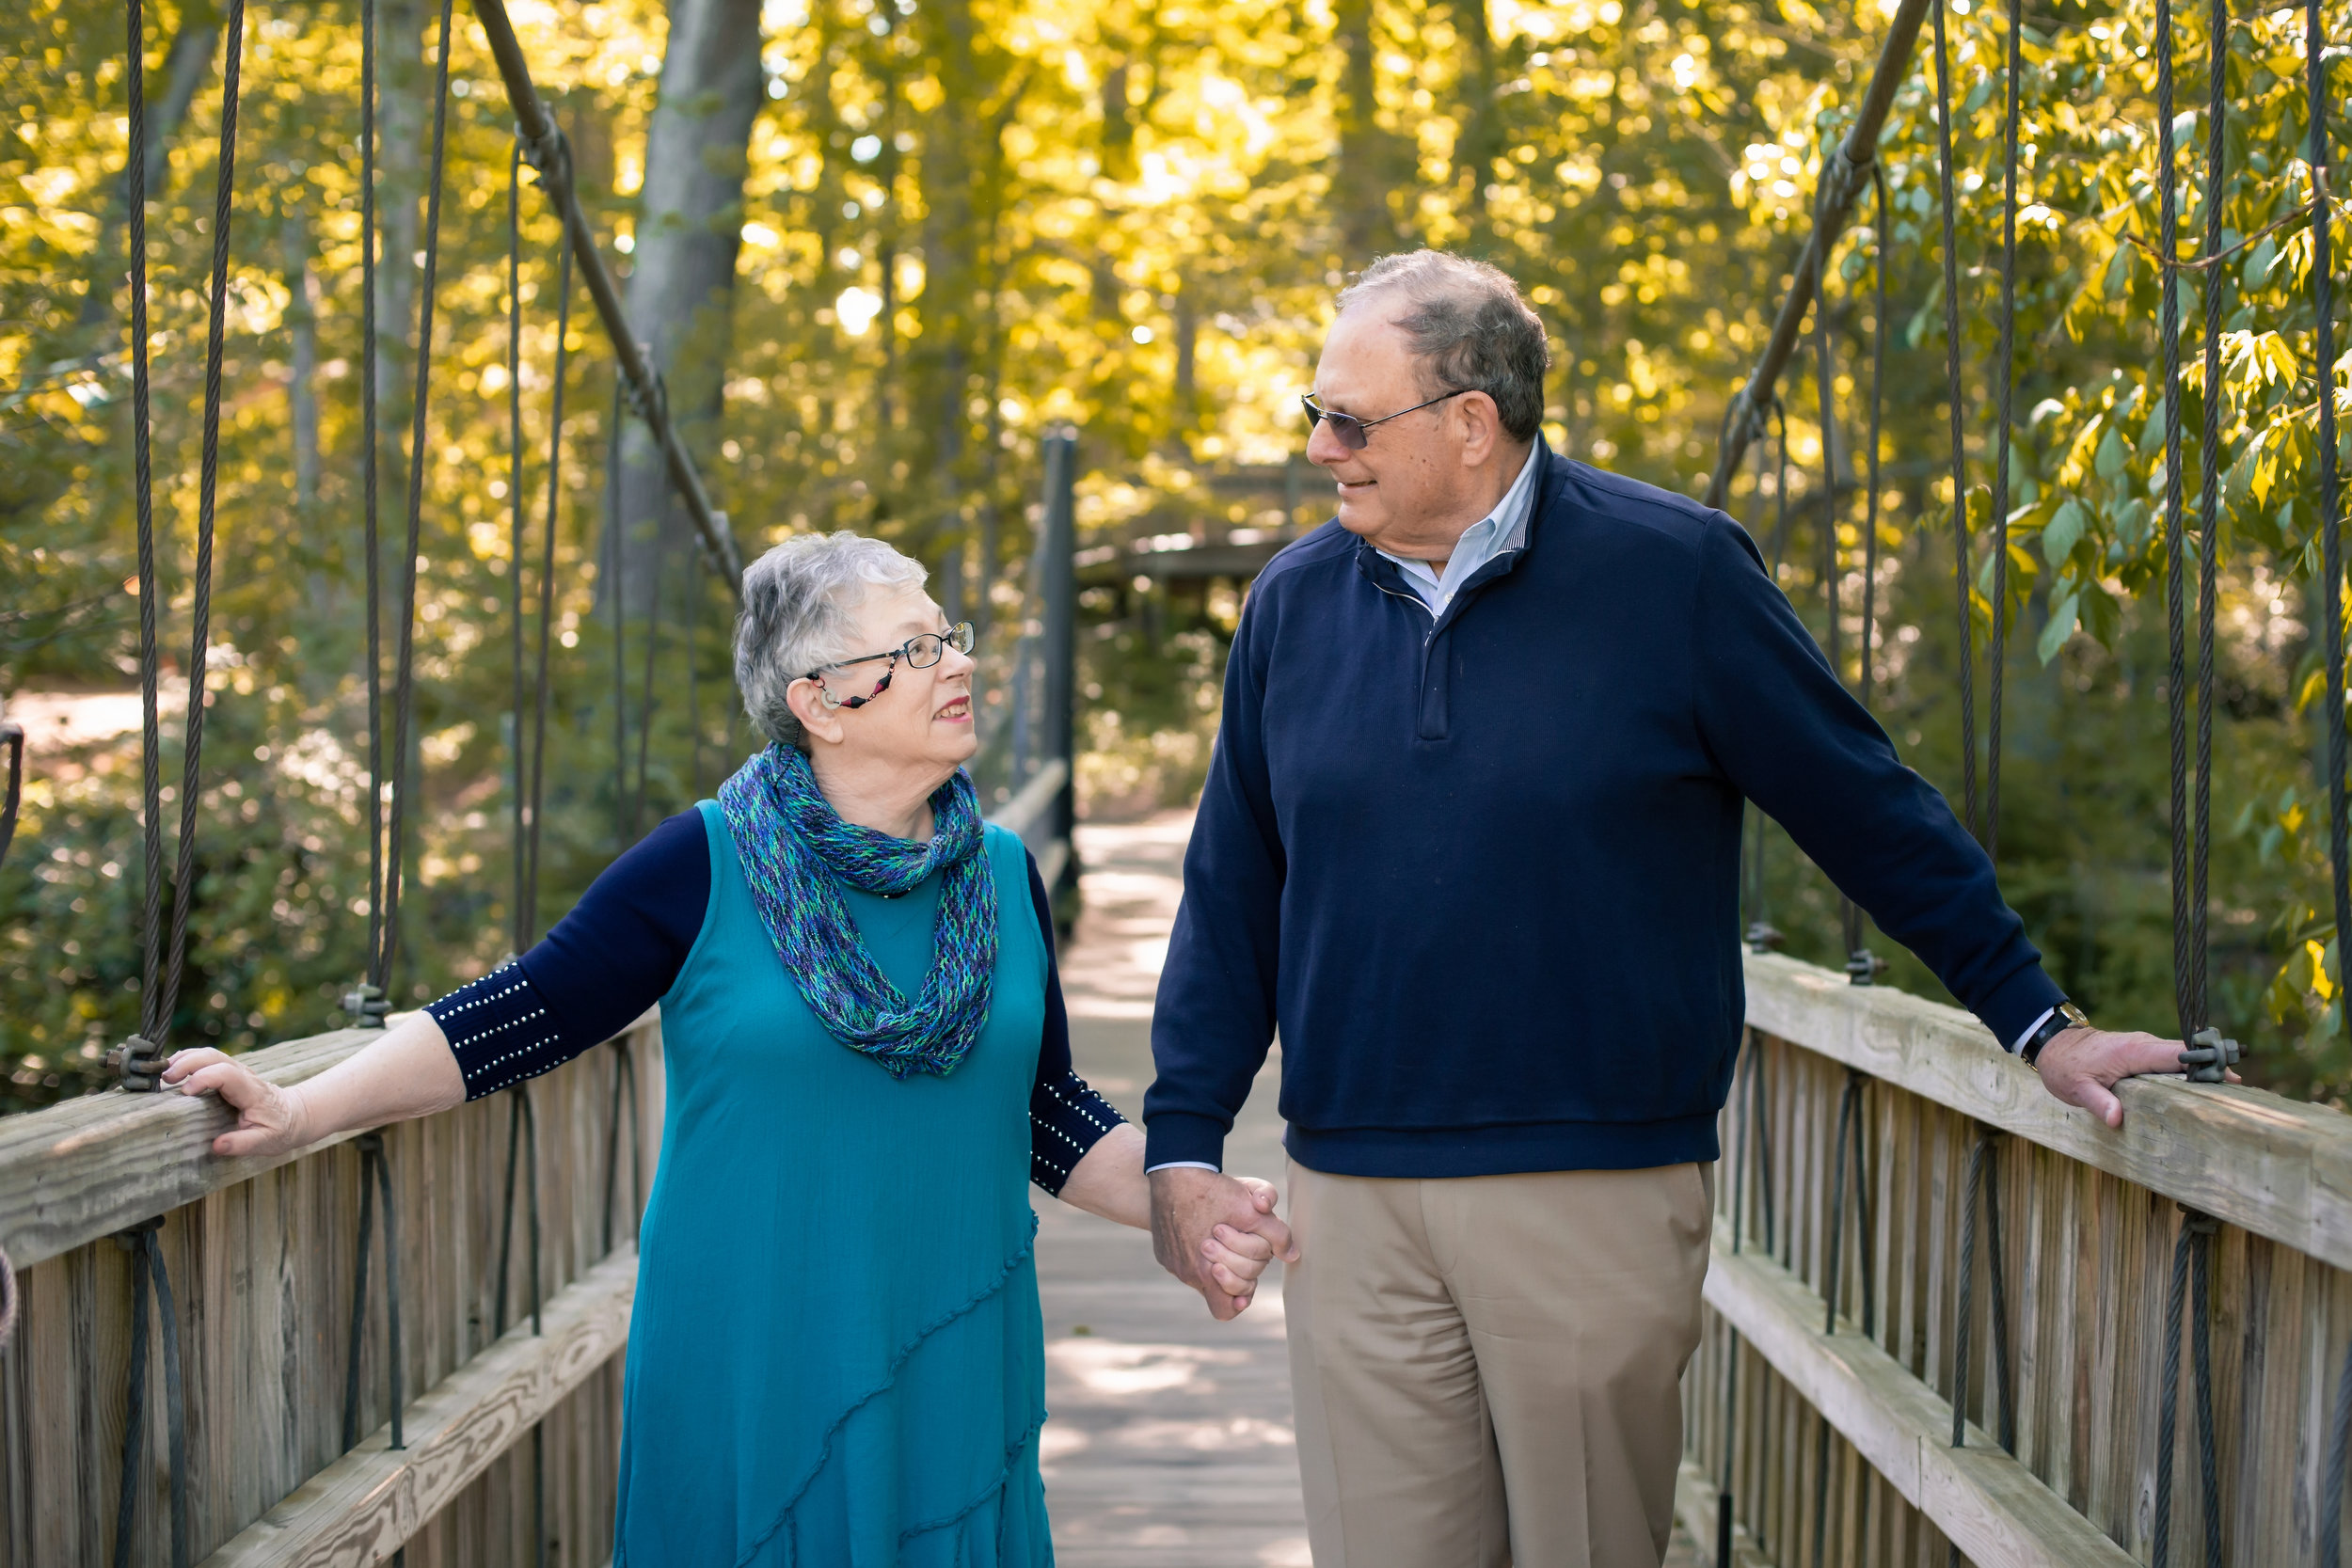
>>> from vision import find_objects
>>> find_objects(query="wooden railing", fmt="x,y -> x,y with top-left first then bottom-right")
1678,953 -> 2352,1566
0,1013 -> 661,1566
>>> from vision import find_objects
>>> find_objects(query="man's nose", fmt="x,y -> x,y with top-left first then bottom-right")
1306,416 -> 1351,468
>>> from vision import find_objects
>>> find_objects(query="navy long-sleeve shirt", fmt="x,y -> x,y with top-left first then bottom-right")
1144,441 -> 2063,1180
427,809 -> 1125,1195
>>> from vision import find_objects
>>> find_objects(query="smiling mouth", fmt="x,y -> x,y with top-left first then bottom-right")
934,697 -> 971,721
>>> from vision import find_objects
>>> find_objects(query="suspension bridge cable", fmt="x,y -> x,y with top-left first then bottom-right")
508,140 -> 527,957
608,379 -> 628,851
2160,0 -> 2198,1048
631,506 -> 668,840
1931,0 -> 1979,844
374,0 -> 457,998
2193,0 -> 2230,1039
123,0 -> 163,1081
355,0 -> 385,1024
522,218 -> 571,943
1986,0 -> 2024,860
114,0 -> 242,1089
2317,5 -> 2351,1549
1844,169 -> 1893,981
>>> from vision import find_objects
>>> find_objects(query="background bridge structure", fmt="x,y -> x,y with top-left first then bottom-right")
10,0 -> 2352,1564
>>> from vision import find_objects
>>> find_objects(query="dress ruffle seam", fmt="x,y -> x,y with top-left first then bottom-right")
734,1211 -> 1043,1568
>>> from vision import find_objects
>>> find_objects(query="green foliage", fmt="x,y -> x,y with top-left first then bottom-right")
9,0 -> 2352,1110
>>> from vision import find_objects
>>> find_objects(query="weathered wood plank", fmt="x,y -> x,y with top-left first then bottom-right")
1702,1215 -> 2137,1568
0,1014 -> 659,1271
1746,952 -> 2352,1274
199,1244 -> 635,1568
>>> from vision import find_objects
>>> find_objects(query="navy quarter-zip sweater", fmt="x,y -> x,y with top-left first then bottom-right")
1143,441 -> 2064,1178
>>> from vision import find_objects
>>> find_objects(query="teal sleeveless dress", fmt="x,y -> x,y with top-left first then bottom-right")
612,803 -> 1053,1567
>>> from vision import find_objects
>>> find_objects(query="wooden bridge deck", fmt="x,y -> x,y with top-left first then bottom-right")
1035,815 -> 1700,1566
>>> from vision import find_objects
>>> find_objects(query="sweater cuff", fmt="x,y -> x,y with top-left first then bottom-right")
1144,1111 -> 1230,1172
1974,962 -> 2067,1056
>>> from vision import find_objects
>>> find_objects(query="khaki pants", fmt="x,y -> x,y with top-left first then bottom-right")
1283,1160 -> 1713,1568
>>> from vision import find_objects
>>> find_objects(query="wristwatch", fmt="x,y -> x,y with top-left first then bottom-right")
2020,1001 -> 2091,1068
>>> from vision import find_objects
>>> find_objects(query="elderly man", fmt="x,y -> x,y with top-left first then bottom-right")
1142,250 -> 2186,1566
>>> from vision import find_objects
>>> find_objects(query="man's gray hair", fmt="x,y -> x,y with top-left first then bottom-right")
734,531 -> 929,750
1337,251 -> 1551,442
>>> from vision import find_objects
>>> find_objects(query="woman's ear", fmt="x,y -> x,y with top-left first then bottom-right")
786,675 -> 846,749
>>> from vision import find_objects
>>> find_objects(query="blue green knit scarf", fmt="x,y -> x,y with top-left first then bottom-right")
717,744 -> 997,1078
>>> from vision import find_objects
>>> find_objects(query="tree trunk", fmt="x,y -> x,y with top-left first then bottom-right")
372,0 -> 426,454
1447,0 -> 1503,254
1333,0 -> 1402,259
47,2 -> 221,378
611,0 -> 764,620
283,214 -> 320,513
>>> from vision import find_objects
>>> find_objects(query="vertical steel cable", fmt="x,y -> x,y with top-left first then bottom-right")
2312,0 -> 2352,1548
2314,0 -> 2346,1060
608,380 -> 629,851
688,531 -> 705,797
2192,0 -> 2231,1037
1846,169 -> 1893,980
1986,0 -> 2024,860
2159,0 -> 2199,1047
111,1218 -> 187,1568
341,1133 -> 405,1454
1718,1320 -> 1739,1568
508,140 -> 527,957
373,0 -> 457,996
121,0 -> 167,1085
493,1089 -> 541,1338
1948,1125 -> 2012,1473
1746,407 -> 1793,955
116,0 -> 241,1086
523,217 -> 573,943
630,511 -> 668,839
2154,1209 -> 2223,1568
1814,1073 -> 1873,1568
601,1037 -> 644,1254
355,0 -> 385,1022
1931,0 -> 1979,841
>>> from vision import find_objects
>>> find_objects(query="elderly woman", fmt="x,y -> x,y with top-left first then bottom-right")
164,531 -> 1294,1566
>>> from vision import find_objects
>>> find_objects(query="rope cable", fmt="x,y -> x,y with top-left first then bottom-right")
1986,0 -> 2024,860
341,1132 -> 405,1453
354,0 -> 385,1024
630,507 -> 668,839
2192,0 -> 2231,1038
523,214 -> 573,943
122,0 -> 166,1085
609,378 -> 628,851
508,139 -> 527,957
110,1219 -> 188,1568
1931,0 -> 1979,842
2159,0 -> 2200,1051
374,0 -> 458,997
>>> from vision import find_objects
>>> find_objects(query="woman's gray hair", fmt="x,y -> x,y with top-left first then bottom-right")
1335,250 -> 1551,442
734,531 -> 930,750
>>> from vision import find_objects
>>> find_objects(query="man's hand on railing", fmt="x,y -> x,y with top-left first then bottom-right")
2032,1025 -> 2239,1128
162,1049 -> 314,1158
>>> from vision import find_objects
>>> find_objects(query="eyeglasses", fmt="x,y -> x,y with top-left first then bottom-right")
1301,388 -> 1471,451
804,621 -> 976,710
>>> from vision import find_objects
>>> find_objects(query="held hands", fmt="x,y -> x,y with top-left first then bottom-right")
2031,1025 -> 2239,1128
1149,1166 -> 1300,1322
159,1049 -> 312,1159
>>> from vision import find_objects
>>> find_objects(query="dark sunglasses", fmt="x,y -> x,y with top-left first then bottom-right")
1301,388 -> 1470,451
803,621 -> 976,710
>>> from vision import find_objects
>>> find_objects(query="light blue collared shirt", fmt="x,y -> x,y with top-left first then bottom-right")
1375,443 -> 1541,614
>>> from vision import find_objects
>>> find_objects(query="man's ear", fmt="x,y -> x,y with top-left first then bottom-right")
1455,390 -> 1502,467
786,675 -> 846,749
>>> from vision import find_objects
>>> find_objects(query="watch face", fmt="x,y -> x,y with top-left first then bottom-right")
2060,1003 -> 2090,1029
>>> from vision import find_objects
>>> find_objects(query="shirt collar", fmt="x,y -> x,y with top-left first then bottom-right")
1376,443 -> 1542,611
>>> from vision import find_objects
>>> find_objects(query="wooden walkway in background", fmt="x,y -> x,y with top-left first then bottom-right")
1034,815 -> 1699,1567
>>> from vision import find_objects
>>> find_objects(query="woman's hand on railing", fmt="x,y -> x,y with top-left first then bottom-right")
160,1012 -> 467,1159
2033,1024 -> 2237,1127
162,1049 -> 314,1158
